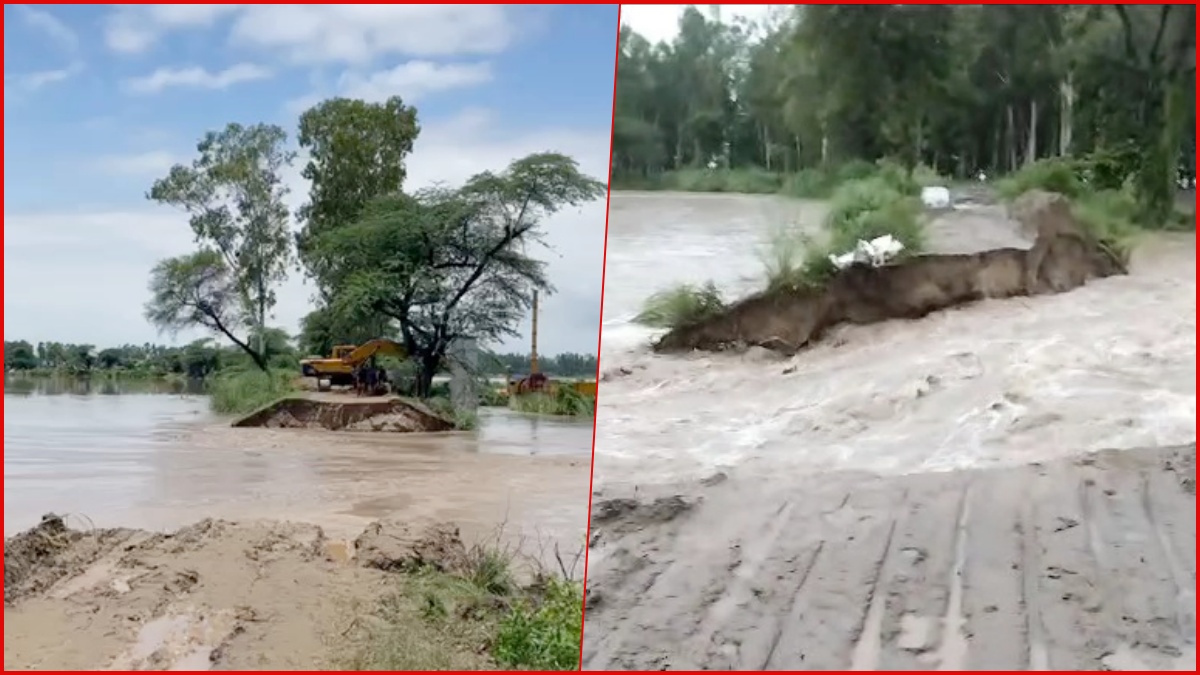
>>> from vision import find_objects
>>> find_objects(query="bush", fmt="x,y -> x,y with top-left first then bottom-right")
996,157 -> 1088,202
824,177 -> 926,254
208,368 -> 295,414
494,576 -> 584,671
633,282 -> 726,329
510,386 -> 595,417
781,168 -> 838,198
1072,188 -> 1141,267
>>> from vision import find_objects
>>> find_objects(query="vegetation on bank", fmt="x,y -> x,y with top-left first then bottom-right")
346,540 -> 583,671
508,386 -> 596,418
613,4 -> 1194,226
207,368 -> 299,415
3,339 -> 597,383
632,153 -> 1168,333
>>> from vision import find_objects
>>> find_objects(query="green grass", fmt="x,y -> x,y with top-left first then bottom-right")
208,367 -> 297,414
494,576 -> 584,670
344,538 -> 584,671
425,396 -> 480,430
633,281 -> 726,329
509,386 -> 595,417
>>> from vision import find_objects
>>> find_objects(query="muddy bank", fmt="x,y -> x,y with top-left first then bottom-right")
2,516 -> 485,670
654,191 -> 1127,355
582,443 -> 1197,671
232,396 -> 454,432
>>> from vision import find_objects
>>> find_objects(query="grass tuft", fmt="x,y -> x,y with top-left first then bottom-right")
344,532 -> 584,671
208,368 -> 296,414
633,282 -> 726,329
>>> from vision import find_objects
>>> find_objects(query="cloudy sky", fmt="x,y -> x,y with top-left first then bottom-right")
4,4 -> 617,357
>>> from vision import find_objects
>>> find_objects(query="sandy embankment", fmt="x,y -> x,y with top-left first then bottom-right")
4,514 -> 499,670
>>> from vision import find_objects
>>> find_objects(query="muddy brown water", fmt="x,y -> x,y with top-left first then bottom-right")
596,191 -> 1196,484
4,378 -> 592,558
587,191 -> 1196,671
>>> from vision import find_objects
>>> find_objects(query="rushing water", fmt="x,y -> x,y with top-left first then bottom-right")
594,191 -> 1197,486
3,377 -> 593,549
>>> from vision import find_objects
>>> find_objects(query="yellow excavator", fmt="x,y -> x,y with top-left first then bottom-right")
299,338 -> 407,389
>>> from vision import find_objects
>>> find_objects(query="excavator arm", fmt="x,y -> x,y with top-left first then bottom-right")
340,338 -> 407,366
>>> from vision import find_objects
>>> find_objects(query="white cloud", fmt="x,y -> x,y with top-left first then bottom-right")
125,64 -> 273,94
18,6 -> 78,52
105,4 -> 238,54
4,62 -> 82,99
621,4 -> 778,45
337,61 -> 494,103
103,5 -> 518,63
91,151 -> 180,176
6,111 -> 610,355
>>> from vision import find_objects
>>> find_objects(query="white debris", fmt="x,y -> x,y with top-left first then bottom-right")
828,234 -> 906,270
921,186 -> 952,209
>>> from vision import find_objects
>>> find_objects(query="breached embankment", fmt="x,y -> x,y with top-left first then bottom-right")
232,396 -> 454,432
654,190 -> 1128,355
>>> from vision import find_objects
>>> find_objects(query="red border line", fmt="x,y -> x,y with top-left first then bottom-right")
577,3 -> 622,670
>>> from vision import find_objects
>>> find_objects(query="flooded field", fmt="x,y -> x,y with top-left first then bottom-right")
4,377 -> 592,549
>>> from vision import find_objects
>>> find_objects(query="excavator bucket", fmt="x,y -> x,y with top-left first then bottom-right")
340,338 -> 407,365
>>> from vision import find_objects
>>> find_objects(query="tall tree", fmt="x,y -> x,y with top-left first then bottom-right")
147,123 -> 295,369
610,4 -> 1196,224
295,96 -> 421,295
308,153 -> 605,396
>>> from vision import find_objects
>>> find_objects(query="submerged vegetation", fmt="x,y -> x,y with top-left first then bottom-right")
508,386 -> 597,418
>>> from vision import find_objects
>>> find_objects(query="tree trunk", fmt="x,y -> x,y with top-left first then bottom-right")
1025,99 -> 1039,166
414,353 -> 441,399
1058,72 -> 1075,156
1006,105 -> 1018,172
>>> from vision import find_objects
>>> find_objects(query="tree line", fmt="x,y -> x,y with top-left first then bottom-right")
144,96 -> 605,398
3,339 -> 598,380
612,4 -> 1194,224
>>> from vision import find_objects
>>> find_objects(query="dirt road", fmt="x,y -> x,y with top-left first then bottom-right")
582,443 -> 1196,671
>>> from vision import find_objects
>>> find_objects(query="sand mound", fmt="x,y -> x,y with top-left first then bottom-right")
354,520 -> 468,574
4,514 -> 136,606
2,517 -> 468,670
654,190 -> 1127,355
232,396 -> 454,432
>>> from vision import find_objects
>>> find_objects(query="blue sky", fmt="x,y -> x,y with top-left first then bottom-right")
4,4 -> 617,356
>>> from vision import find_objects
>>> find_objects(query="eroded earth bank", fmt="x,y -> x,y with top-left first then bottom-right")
585,191 -> 1196,671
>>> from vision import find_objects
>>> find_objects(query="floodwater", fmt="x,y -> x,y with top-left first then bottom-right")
3,377 -> 593,554
594,191 -> 1196,486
